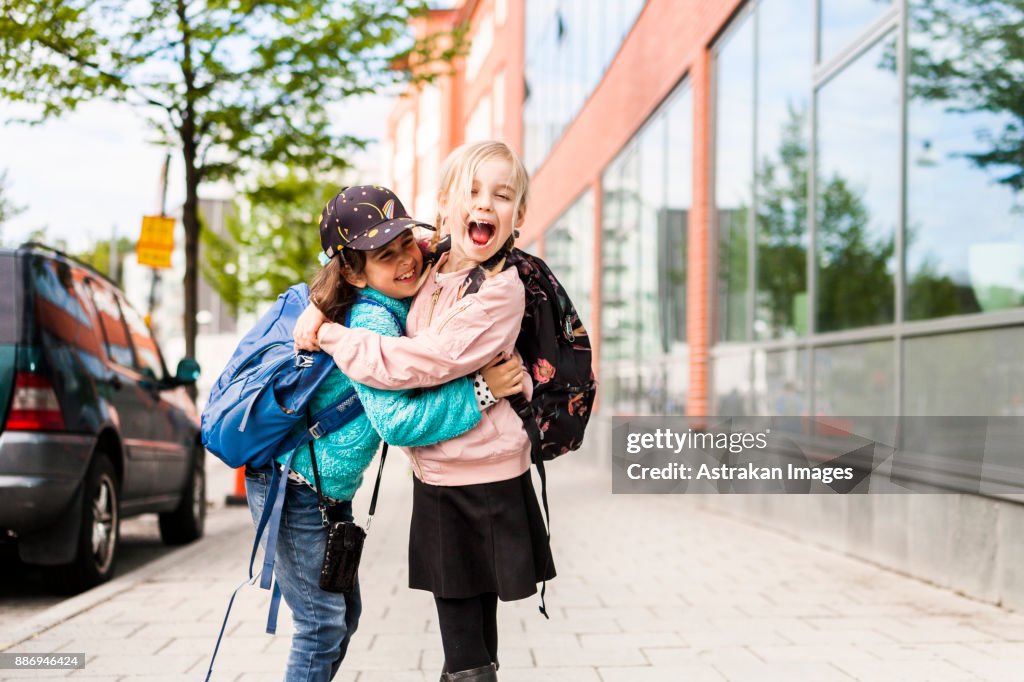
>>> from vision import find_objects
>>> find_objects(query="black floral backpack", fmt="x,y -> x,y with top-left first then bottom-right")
460,244 -> 598,461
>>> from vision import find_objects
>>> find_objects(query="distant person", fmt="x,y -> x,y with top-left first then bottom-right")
295,141 -> 554,682
246,185 -> 524,682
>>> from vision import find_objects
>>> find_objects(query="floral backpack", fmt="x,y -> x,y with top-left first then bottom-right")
460,245 -> 597,461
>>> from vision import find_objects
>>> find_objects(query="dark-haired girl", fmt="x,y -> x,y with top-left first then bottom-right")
245,185 -> 523,682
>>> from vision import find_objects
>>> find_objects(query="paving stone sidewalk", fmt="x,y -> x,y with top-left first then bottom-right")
2,456 -> 1023,681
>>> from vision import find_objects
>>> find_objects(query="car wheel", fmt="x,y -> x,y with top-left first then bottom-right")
158,445 -> 206,545
43,454 -> 120,594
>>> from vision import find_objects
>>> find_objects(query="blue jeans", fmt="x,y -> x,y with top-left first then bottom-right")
245,468 -> 362,682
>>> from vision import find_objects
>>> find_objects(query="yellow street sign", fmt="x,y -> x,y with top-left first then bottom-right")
137,215 -> 175,269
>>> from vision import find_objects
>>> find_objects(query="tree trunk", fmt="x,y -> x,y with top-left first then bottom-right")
181,140 -> 200,373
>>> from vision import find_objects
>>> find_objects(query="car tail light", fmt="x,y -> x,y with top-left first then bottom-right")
6,371 -> 65,431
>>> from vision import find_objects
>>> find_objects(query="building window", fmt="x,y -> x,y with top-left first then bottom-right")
714,0 -> 813,343
543,189 -> 594,331
818,0 -> 894,64
714,12 -> 755,343
465,94 -> 493,143
815,33 -> 899,333
601,81 -> 692,415
755,0 -> 812,340
522,0 -> 645,171
905,0 -> 1024,320
465,11 -> 493,82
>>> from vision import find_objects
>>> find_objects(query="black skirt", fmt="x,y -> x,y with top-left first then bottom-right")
408,470 -> 556,601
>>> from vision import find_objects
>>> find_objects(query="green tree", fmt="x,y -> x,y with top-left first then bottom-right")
906,0 -> 1024,193
201,172 -> 329,315
754,106 -> 895,334
74,236 -> 135,287
0,0 -> 458,361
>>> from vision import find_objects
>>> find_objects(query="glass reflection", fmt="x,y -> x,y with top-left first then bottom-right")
905,0 -> 1024,320
639,115 -> 666,358
904,328 -> 1024,417
815,34 -> 899,332
818,0 -> 894,63
715,352 -> 752,416
663,88 -> 691,349
754,348 -> 809,419
715,13 -> 755,342
814,341 -> 894,415
600,80 -> 693,414
755,0 -> 812,340
544,190 -> 594,331
522,0 -> 645,170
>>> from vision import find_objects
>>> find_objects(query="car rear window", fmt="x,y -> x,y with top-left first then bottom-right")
0,254 -> 20,344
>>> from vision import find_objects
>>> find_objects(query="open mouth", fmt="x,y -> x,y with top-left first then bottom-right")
468,220 -> 496,247
395,267 -> 416,282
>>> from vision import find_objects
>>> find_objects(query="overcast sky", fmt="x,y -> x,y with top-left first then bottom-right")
0,94 -> 395,252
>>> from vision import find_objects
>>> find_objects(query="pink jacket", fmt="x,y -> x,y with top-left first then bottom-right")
317,258 -> 532,486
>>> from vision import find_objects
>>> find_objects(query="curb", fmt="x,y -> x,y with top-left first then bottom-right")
0,509 -> 252,651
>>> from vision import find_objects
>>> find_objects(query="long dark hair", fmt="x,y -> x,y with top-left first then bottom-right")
309,250 -> 368,323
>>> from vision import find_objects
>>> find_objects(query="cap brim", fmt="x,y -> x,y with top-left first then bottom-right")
345,217 -> 436,251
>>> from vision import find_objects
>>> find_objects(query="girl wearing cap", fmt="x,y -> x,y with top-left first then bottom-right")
295,142 -> 552,682
244,184 -> 524,682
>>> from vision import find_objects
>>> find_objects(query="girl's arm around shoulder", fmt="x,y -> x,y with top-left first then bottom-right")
346,300 -> 482,447
318,268 -> 525,390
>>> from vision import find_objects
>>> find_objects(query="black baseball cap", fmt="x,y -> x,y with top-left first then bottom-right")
319,185 -> 434,259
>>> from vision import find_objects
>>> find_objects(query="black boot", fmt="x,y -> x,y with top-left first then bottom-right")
442,662 -> 498,681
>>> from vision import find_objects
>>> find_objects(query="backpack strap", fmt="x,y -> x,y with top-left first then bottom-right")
508,393 -> 551,619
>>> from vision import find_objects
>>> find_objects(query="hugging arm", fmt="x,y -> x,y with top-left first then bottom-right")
318,273 -> 526,391
344,305 -> 522,447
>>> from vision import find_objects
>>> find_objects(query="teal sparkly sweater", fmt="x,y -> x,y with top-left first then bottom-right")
276,287 -> 482,501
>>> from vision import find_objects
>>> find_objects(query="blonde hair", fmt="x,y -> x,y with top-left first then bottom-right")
434,140 -> 529,240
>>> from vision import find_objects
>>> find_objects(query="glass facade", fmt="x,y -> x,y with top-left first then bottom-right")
601,82 -> 692,415
709,0 -> 1023,422
522,0 -> 645,171
543,189 -> 594,331
714,0 -> 813,343
904,0 -> 1024,320
815,33 -> 899,333
818,0 -> 894,63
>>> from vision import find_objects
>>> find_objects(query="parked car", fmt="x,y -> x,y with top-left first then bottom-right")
0,243 -> 204,593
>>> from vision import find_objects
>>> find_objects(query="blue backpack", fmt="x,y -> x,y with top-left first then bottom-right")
201,283 -> 364,470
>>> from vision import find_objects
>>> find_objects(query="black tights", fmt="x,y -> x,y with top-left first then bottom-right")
434,593 -> 499,672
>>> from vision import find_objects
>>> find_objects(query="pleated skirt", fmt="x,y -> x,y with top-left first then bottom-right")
408,470 -> 556,601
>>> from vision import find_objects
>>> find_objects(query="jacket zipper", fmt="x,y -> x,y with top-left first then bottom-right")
426,283 -> 443,325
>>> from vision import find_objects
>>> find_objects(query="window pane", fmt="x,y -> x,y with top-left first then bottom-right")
754,347 -> 809,418
638,115 -> 666,357
121,300 -> 165,380
89,282 -> 134,368
600,79 -> 693,414
905,1 -> 1024,320
755,0 -> 813,340
714,352 -> 752,416
902,328 -> 1024,492
544,190 -> 594,331
815,34 -> 899,332
601,144 -> 639,364
819,0 -> 894,63
715,13 -> 755,342
814,340 -> 894,415
663,87 -> 692,346
904,328 -> 1024,417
